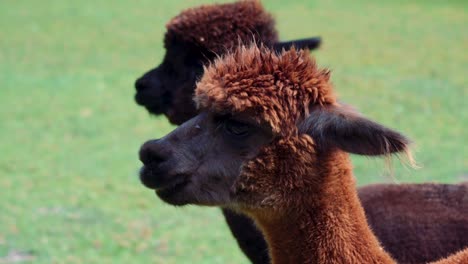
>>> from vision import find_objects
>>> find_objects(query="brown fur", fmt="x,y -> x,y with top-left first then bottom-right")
236,136 -> 395,263
165,0 -> 278,54
196,45 -> 336,135
360,183 -> 468,263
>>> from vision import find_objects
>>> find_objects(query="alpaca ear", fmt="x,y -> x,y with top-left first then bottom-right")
273,37 -> 321,52
300,104 -> 411,156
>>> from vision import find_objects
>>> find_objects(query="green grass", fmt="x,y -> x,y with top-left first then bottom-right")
0,0 -> 466,263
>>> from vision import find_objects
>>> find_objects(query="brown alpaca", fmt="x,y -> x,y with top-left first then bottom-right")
194,44 -> 396,263
135,2 -> 467,263
138,45 -> 468,263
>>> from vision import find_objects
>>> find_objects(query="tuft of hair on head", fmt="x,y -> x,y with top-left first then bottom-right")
165,0 -> 278,55
195,43 -> 336,136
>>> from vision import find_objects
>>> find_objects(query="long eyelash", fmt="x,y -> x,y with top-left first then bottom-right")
200,184 -> 216,204
215,122 -> 224,133
191,188 -> 201,204
214,115 -> 229,133
203,186 -> 216,202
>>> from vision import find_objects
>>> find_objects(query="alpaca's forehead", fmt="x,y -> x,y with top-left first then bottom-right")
194,46 -> 337,134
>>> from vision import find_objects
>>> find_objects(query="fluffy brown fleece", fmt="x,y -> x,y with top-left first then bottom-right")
236,136 -> 396,263
196,45 -> 336,135
165,0 -> 278,54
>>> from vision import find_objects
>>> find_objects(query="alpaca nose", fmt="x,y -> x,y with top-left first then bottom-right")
135,74 -> 163,93
135,77 -> 149,92
139,139 -> 168,165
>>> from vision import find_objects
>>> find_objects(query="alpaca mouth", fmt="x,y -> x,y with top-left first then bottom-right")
134,93 -> 165,113
156,179 -> 188,200
139,165 -> 190,205
139,165 -> 187,189
134,90 -> 173,116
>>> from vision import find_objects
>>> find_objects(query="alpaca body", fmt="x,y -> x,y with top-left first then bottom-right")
361,183 -> 468,263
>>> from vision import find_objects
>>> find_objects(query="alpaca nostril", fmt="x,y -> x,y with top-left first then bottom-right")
139,139 -> 167,165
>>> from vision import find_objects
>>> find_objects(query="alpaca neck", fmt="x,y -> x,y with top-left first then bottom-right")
246,152 -> 395,264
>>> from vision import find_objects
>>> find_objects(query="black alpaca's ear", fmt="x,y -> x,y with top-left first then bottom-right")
272,37 -> 322,52
300,104 -> 411,156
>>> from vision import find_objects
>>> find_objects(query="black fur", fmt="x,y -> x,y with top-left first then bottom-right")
221,209 -> 270,264
273,37 -> 321,52
301,104 -> 411,156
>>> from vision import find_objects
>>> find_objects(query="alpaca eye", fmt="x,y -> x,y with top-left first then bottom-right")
224,119 -> 250,137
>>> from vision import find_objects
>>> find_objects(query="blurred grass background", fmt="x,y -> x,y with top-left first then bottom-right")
0,0 -> 466,263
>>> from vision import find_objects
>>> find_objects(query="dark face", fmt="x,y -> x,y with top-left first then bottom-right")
138,111 -> 274,206
138,104 -> 412,208
134,41 -> 206,125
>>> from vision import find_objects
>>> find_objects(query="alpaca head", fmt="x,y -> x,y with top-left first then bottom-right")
139,45 -> 411,210
134,0 -> 321,125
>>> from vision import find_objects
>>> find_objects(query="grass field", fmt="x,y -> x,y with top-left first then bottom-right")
0,0 -> 466,263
